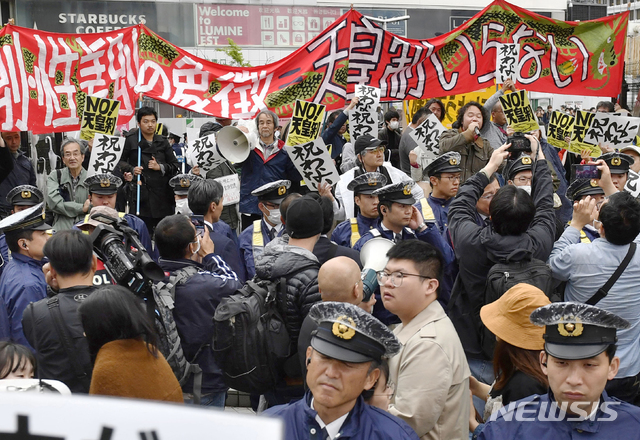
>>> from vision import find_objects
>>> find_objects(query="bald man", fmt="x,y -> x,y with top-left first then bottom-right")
298,257 -> 376,373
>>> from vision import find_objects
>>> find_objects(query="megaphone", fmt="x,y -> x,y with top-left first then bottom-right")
216,126 -> 251,163
359,237 -> 395,302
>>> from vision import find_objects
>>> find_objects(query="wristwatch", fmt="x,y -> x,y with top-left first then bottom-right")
416,222 -> 427,231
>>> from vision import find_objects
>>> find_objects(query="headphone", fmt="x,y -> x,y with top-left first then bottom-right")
22,242 -> 27,249
542,362 -> 547,367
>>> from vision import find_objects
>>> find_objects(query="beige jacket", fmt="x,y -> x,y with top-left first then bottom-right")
388,301 -> 470,440
439,128 -> 493,184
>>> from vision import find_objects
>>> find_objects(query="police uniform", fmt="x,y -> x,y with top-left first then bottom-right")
0,203 -> 50,349
169,173 -> 204,215
238,180 -> 290,278
419,152 -> 462,239
265,302 -> 419,440
566,178 -> 605,243
82,173 -> 158,261
0,185 -> 44,278
331,172 -> 387,248
479,303 -> 640,440
503,154 -> 533,183
354,182 -> 456,323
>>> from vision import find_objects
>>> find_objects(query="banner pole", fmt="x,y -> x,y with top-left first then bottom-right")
136,128 -> 141,216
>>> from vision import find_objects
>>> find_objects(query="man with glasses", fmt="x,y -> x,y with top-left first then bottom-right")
46,139 -> 90,231
335,134 -> 424,222
548,165 -> 640,404
379,240 -> 470,440
419,152 -> 462,239
503,154 -> 533,193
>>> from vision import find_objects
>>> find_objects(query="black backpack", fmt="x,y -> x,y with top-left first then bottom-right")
212,277 -> 291,394
480,250 -> 554,358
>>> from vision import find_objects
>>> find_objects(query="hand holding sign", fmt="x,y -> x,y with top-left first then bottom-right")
583,113 -> 640,150
409,114 -> 446,163
86,134 -> 125,178
286,100 -> 326,147
496,44 -> 520,84
285,138 -> 339,191
349,85 -> 380,141
498,90 -> 539,133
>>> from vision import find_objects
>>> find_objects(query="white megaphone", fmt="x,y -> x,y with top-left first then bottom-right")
359,237 -> 395,301
216,126 -> 251,163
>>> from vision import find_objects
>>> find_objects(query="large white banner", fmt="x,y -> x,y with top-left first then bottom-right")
584,113 -> 640,149
285,138 -> 340,191
349,85 -> 381,141
86,134 -> 126,178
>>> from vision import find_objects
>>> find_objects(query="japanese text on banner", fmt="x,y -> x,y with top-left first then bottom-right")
80,96 -> 120,141
499,90 -> 539,133
570,110 -> 601,157
86,134 -> 125,178
496,43 -> 520,84
286,100 -> 326,147
215,174 -> 241,205
583,113 -> 640,149
349,85 -> 380,141
285,138 -> 339,191
547,111 -> 575,151
409,114 -> 446,160
625,170 -> 640,198
185,134 -> 225,172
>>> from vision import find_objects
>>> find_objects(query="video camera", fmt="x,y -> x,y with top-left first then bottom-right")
506,132 -> 531,155
89,213 -> 164,297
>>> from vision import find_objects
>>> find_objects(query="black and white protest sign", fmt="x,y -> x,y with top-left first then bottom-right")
215,174 -> 240,205
185,133 -> 225,172
285,138 -> 339,191
583,113 -> 640,149
86,134 -> 125,178
625,170 -> 640,199
349,85 -> 380,141
496,43 -> 520,84
286,100 -> 326,147
0,392 -> 283,439
409,113 -> 446,162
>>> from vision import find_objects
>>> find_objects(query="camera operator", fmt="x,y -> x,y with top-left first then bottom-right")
154,214 -> 242,407
22,230 -> 97,393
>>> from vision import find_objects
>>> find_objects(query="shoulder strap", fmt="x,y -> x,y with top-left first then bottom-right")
349,218 -> 360,247
369,228 -> 381,238
56,169 -> 61,183
419,198 -> 436,222
253,220 -> 264,247
46,296 -> 91,386
586,242 -> 636,306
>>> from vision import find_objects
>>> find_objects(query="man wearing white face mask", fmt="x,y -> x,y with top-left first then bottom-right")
169,173 -> 204,216
503,154 -> 534,195
238,180 -> 291,278
378,109 -> 403,169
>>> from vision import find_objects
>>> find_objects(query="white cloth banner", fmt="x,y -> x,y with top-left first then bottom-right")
285,138 -> 340,191
584,113 -> 640,149
86,134 -> 125,178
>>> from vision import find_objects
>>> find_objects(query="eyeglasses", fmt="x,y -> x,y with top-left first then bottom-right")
365,146 -> 385,155
64,151 -> 82,158
480,192 -> 496,200
376,271 -> 431,287
514,176 -> 532,184
373,382 -> 396,401
439,175 -> 461,182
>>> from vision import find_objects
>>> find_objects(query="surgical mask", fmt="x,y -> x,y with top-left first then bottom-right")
389,121 -> 399,130
191,237 -> 201,255
175,198 -> 192,215
267,208 -> 282,226
518,185 -> 532,195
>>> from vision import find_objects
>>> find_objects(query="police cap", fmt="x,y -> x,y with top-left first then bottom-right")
169,174 -> 204,196
566,178 -> 604,201
251,180 -> 291,204
373,181 -> 416,205
425,152 -> 462,178
0,203 -> 51,233
85,173 -> 123,195
6,185 -> 43,207
503,155 -> 533,182
601,151 -> 633,175
347,172 -> 387,195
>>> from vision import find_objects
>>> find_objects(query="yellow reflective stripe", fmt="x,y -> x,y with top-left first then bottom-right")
252,220 -> 264,247
420,198 -> 436,222
81,212 -> 126,234
350,218 -> 360,247
580,230 -> 591,243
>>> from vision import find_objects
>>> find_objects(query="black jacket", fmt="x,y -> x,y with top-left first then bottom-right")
254,236 -> 321,347
22,285 -> 96,393
118,130 -> 180,218
448,161 -> 555,358
312,236 -> 362,269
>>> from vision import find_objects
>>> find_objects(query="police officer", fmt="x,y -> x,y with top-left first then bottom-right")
566,178 -> 605,242
238,180 -> 290,279
0,203 -> 50,348
600,151 -> 633,191
331,172 -> 387,248
479,303 -> 640,439
503,154 -> 533,192
265,301 -> 419,440
0,185 -> 45,277
418,152 -> 462,238
82,173 -> 157,261
169,173 -> 204,215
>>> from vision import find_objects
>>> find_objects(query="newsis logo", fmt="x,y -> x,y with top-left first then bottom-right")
488,401 -> 621,423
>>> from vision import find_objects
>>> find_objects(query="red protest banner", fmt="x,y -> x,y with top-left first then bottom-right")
0,0 -> 629,134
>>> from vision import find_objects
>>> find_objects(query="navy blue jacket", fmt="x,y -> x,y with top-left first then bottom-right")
238,219 -> 283,279
0,233 -> 9,279
206,223 -> 246,282
331,214 -> 378,248
321,111 -> 348,159
240,140 -> 302,215
265,392 -> 420,440
159,254 -> 242,394
0,253 -> 47,349
0,151 -> 36,216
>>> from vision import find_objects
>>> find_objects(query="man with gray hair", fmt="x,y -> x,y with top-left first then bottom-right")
238,109 -> 301,230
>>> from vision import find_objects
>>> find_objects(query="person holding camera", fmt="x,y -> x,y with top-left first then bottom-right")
154,214 -> 242,407
448,136 -> 555,392
22,230 -> 97,393
439,102 -> 493,184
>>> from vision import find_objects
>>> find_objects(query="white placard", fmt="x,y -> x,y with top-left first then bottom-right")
215,174 -> 241,205
583,113 -> 640,149
349,85 -> 381,141
496,43 -> 520,84
409,113 -> 446,163
0,392 -> 282,439
86,134 -> 125,178
185,133 -> 225,172
285,138 -> 340,191
625,169 -> 640,199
